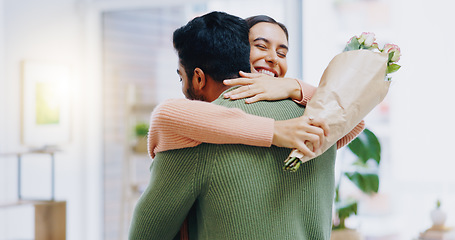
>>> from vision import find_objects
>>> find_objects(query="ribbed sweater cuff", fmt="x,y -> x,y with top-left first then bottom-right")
336,120 -> 366,149
293,79 -> 316,105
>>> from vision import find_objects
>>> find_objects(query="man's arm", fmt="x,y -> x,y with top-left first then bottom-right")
128,150 -> 200,240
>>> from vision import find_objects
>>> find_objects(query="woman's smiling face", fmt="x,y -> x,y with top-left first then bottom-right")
249,22 -> 288,78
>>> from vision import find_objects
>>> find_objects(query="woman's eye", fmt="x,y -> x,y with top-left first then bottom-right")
277,52 -> 287,58
255,44 -> 267,50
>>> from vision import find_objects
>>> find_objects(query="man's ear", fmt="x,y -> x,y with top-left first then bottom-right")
192,68 -> 206,90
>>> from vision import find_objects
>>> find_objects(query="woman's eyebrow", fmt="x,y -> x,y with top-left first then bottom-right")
253,37 -> 288,50
253,37 -> 269,43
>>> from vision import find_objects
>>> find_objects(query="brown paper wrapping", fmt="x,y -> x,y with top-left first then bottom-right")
289,50 -> 391,163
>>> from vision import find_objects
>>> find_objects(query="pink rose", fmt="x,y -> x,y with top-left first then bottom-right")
383,43 -> 401,62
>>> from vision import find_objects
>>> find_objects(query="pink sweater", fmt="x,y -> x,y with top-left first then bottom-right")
148,81 -> 365,158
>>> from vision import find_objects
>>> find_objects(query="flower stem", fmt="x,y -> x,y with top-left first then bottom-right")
283,157 -> 302,172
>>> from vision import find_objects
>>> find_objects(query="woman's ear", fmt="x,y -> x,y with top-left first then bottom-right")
192,68 -> 206,90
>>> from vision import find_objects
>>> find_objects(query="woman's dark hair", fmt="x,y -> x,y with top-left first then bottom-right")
245,15 -> 289,41
173,11 -> 251,83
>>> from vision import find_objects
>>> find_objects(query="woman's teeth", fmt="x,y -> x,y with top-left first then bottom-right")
258,69 -> 275,77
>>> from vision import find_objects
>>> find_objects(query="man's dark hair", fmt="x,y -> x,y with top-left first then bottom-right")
173,11 -> 251,82
245,15 -> 289,41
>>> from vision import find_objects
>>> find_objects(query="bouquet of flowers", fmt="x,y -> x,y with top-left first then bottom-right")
284,32 -> 401,172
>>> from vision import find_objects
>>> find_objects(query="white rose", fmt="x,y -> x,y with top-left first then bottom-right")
359,32 -> 376,47
384,43 -> 401,62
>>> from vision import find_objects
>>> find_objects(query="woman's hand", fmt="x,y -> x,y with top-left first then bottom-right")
272,116 -> 329,158
223,71 -> 302,103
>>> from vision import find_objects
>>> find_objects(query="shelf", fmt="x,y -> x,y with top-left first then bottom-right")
130,103 -> 156,113
0,146 -> 60,157
118,90 -> 156,239
0,148 -> 65,239
0,199 -> 59,208
0,200 -> 66,239
0,148 -> 57,201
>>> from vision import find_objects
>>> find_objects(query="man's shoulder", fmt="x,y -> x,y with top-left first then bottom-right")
212,93 -> 305,120
153,145 -> 207,170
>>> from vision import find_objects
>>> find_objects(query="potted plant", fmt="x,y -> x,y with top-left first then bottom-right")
430,200 -> 447,228
331,128 -> 382,240
133,122 -> 149,153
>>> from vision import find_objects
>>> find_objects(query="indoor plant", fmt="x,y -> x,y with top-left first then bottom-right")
331,128 -> 382,240
133,122 -> 149,153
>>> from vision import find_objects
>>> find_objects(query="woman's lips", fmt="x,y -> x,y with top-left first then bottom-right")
254,67 -> 278,77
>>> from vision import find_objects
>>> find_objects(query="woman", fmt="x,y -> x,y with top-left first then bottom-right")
148,15 -> 364,159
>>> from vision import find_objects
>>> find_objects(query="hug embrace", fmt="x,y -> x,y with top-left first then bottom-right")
128,11 -> 375,240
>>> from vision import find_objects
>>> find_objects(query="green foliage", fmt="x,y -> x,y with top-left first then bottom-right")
387,64 -> 401,74
334,199 -> 358,230
344,172 -> 379,194
334,128 -> 382,230
344,38 -> 361,51
348,128 -> 381,165
343,37 -> 377,52
135,122 -> 149,137
387,52 -> 394,62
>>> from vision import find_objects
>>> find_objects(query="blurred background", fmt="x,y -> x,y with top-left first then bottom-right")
0,0 -> 454,239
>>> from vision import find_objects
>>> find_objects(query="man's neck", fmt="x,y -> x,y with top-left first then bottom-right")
206,84 -> 230,102
202,78 -> 230,102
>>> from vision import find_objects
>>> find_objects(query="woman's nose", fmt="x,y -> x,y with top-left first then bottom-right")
265,53 -> 278,66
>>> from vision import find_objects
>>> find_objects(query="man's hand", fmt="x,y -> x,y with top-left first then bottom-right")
272,116 -> 329,158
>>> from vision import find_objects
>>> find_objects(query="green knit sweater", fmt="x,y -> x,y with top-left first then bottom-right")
129,92 -> 336,240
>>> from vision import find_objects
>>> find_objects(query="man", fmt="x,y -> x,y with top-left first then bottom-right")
128,11 -> 336,240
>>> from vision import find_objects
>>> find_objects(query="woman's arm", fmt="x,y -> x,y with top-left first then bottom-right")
222,72 -> 306,104
149,76 -> 364,158
337,120 -> 365,148
148,99 -> 327,158
148,99 -> 273,158
222,73 -> 365,148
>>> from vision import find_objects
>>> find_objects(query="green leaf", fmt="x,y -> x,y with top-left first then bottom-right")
360,45 -> 375,50
348,137 -> 368,163
344,38 -> 361,51
364,129 -> 381,164
352,160 -> 368,168
135,122 -> 149,137
344,172 -> 379,194
335,199 -> 358,220
388,51 -> 394,62
348,128 -> 381,164
387,64 -> 401,74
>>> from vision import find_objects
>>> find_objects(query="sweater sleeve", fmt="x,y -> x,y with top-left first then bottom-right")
148,99 -> 274,158
336,120 -> 365,149
293,79 -> 317,106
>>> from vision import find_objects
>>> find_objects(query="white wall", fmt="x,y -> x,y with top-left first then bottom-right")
390,0 -> 455,183
389,0 -> 455,235
0,0 -> 5,166
303,0 -> 455,238
0,0 -> 102,239
0,0 -> 7,234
